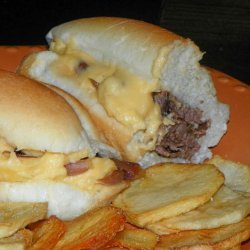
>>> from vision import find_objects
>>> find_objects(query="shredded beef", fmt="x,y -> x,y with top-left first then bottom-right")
152,91 -> 210,160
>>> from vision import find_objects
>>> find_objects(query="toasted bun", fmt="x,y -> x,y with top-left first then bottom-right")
18,17 -> 229,165
0,69 -> 93,154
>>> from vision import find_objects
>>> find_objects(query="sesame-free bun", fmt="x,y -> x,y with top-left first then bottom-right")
46,16 -> 184,82
18,17 -> 229,165
0,69 -> 92,154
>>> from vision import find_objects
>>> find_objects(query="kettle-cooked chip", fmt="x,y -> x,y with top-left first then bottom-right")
208,155 -> 250,193
29,216 -> 65,250
147,186 -> 250,234
54,206 -> 125,250
0,202 -> 47,238
229,245 -> 242,250
105,228 -> 158,250
156,216 -> 250,250
113,163 -> 224,227
0,228 -> 33,250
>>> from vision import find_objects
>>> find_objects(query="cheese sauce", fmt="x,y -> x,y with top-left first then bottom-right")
50,45 -> 162,155
0,149 -> 117,191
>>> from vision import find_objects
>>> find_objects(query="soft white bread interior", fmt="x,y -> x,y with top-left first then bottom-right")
0,70 -> 127,219
18,17 -> 229,165
0,156 -> 127,220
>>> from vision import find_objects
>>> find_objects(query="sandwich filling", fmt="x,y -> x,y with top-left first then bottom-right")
153,91 -> 210,159
73,55 -> 210,160
0,136 -> 139,186
23,43 -> 210,161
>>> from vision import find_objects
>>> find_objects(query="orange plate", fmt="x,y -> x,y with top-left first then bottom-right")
0,46 -> 249,249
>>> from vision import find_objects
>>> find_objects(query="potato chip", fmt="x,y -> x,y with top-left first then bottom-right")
230,245 -> 242,250
147,186 -> 250,234
124,223 -> 139,230
208,155 -> 250,193
0,229 -> 33,250
104,248 -> 127,250
54,206 -> 125,250
156,216 -> 250,250
106,228 -> 158,250
29,215 -> 65,250
113,163 -> 224,226
0,202 -> 47,238
236,190 -> 250,198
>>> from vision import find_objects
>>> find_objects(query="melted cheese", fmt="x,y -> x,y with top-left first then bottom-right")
50,47 -> 162,153
63,158 -> 117,191
97,69 -> 159,132
0,152 -> 66,181
0,148 -> 117,191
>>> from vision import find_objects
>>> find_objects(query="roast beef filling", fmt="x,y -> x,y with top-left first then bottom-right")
152,91 -> 210,159
99,159 -> 142,185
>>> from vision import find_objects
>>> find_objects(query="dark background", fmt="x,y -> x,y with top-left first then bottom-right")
0,0 -> 249,84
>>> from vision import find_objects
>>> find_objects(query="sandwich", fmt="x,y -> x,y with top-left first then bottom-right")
0,69 -> 131,220
18,17 -> 229,167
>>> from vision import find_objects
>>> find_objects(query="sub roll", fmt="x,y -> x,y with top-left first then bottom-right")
18,17 -> 229,167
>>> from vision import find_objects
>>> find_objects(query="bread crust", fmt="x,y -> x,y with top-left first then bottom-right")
0,70 -> 91,153
46,17 -> 187,81
18,17 -> 229,164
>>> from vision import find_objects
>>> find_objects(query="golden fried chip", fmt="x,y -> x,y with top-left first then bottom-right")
104,248 -> 127,250
156,216 -> 250,250
106,228 -> 158,250
236,190 -> 250,198
54,206 -> 125,250
124,223 -> 139,230
29,215 -> 65,250
208,155 -> 250,193
113,163 -> 224,226
0,228 -> 33,250
0,202 -> 47,238
147,186 -> 250,234
230,245 -> 242,250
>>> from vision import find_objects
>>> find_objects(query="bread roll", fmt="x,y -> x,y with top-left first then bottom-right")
0,69 -> 92,154
18,17 -> 229,166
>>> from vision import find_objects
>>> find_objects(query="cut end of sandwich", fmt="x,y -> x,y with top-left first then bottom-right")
18,17 -> 229,165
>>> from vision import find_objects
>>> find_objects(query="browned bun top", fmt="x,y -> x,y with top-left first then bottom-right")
46,16 -> 186,81
0,69 -> 91,153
